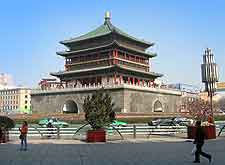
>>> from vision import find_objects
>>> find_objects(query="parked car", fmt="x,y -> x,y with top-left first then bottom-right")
148,118 -> 179,126
149,117 -> 193,126
111,120 -> 127,127
172,117 -> 194,126
38,117 -> 69,128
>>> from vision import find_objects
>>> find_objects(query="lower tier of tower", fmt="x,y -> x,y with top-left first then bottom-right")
31,84 -> 181,114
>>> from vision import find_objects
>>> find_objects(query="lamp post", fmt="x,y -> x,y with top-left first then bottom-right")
201,48 -> 219,123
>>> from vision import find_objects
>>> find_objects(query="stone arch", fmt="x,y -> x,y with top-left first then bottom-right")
62,100 -> 79,113
153,100 -> 163,112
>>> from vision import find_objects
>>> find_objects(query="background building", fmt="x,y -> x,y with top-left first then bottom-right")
0,87 -> 31,114
38,78 -> 63,90
168,83 -> 200,94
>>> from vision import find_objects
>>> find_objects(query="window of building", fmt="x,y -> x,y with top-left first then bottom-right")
25,95 -> 28,98
25,100 -> 28,104
25,105 -> 27,109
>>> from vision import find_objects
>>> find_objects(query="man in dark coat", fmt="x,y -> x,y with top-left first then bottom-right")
0,127 -> 3,143
193,120 -> 212,163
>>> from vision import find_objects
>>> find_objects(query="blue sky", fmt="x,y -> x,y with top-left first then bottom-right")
0,0 -> 225,88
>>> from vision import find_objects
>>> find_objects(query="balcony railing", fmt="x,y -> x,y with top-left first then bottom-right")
32,83 -> 181,96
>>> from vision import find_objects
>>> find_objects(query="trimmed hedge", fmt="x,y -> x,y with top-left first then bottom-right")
214,115 -> 225,121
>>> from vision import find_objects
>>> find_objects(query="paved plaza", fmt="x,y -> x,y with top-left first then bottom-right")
0,138 -> 224,165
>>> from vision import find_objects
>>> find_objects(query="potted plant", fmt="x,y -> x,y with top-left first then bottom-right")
178,98 -> 216,139
83,88 -> 115,142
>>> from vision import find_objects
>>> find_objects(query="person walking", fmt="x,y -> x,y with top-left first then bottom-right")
0,127 -> 3,143
47,120 -> 54,138
193,120 -> 212,163
19,121 -> 28,151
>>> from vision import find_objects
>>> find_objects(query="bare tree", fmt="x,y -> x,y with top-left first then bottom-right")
177,98 -> 213,121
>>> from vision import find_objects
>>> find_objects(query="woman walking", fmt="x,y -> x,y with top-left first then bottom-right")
19,121 -> 28,151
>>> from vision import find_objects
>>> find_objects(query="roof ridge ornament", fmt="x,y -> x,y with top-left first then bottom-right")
105,11 -> 111,20
105,11 -> 111,21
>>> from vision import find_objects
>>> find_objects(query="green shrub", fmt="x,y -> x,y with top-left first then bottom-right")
83,88 -> 115,130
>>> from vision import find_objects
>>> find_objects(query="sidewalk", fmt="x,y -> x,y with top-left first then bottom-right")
1,138 -> 224,165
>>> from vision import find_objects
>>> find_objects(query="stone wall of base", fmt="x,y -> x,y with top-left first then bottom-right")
31,87 -> 181,114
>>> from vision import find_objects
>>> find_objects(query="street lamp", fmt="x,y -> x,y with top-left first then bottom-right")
201,48 -> 219,123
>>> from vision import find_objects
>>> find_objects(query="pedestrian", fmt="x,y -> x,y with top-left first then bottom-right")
207,116 -> 214,125
47,120 -> 54,138
193,120 -> 212,163
0,127 -> 3,143
19,121 -> 28,151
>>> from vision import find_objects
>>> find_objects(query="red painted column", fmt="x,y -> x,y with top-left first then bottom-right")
142,80 -> 145,86
113,50 -> 116,57
128,77 -> 130,84
114,49 -> 118,64
132,77 -> 135,85
113,50 -> 116,64
114,74 -> 117,84
116,49 -> 118,57
97,53 -> 100,64
119,75 -> 123,84
137,79 -> 140,86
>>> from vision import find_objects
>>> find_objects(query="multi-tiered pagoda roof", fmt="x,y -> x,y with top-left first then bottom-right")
51,12 -> 162,87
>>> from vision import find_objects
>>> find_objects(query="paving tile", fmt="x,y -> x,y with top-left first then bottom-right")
0,139 -> 224,165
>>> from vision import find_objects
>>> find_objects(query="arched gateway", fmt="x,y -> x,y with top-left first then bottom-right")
62,100 -> 78,113
153,100 -> 163,112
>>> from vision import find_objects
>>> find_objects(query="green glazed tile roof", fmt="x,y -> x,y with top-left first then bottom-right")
60,17 -> 152,46
50,65 -> 162,78
57,41 -> 156,58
